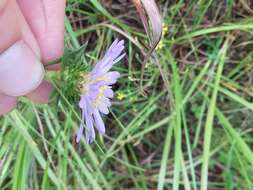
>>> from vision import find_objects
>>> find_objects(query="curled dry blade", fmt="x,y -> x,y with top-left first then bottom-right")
133,0 -> 163,87
133,0 -> 163,49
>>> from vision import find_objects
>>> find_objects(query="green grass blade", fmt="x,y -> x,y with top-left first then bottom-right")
157,125 -> 173,190
200,38 -> 229,190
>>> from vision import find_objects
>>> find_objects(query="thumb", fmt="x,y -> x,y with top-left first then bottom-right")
0,41 -> 44,96
0,0 -> 44,97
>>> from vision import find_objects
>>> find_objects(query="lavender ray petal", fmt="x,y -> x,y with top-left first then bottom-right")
109,40 -> 124,56
78,95 -> 86,109
96,49 -> 125,76
112,53 -> 126,65
89,89 -> 100,100
105,39 -> 119,56
93,56 -> 112,74
84,106 -> 95,144
100,79 -> 117,86
103,72 -> 120,85
90,81 -> 106,90
107,71 -> 120,80
84,95 -> 94,115
76,124 -> 84,143
92,39 -> 124,76
85,132 -> 90,144
76,108 -> 85,143
100,97 -> 112,107
100,54 -> 125,75
91,73 -> 119,88
93,109 -> 106,134
107,45 -> 125,63
97,105 -> 109,115
111,41 -> 124,54
104,88 -> 114,98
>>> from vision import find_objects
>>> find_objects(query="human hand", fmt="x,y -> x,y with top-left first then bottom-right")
0,0 -> 65,115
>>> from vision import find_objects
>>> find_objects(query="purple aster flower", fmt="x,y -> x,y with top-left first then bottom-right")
76,39 -> 125,144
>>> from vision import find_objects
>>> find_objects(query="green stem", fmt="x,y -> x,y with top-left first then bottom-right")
45,57 -> 63,67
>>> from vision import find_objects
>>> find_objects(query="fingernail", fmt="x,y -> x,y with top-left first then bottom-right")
0,41 -> 44,97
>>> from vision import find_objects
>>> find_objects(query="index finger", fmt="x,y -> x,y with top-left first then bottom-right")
17,0 -> 65,66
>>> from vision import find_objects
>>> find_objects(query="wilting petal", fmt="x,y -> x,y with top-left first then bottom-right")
93,109 -> 105,134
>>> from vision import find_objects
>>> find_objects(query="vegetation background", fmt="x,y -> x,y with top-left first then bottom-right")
1,0 -> 253,189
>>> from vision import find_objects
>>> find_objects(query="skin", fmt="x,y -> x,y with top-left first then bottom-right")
0,0 -> 65,115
